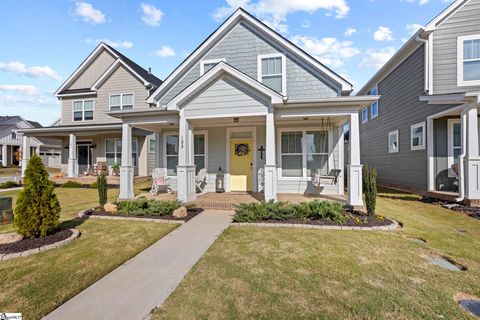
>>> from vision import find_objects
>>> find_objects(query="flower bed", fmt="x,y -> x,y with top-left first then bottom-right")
85,198 -> 202,222
233,200 -> 392,227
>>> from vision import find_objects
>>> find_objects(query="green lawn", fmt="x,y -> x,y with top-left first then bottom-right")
0,166 -> 60,177
0,186 -> 178,319
154,189 -> 480,319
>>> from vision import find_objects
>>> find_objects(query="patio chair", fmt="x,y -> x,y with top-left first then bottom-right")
150,168 -> 170,195
92,161 -> 107,176
195,168 -> 208,194
312,169 -> 342,188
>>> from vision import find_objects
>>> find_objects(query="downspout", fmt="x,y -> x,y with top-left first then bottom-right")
415,33 -> 429,93
456,110 -> 467,202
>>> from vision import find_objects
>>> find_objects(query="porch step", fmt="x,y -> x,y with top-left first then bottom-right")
194,201 -> 237,211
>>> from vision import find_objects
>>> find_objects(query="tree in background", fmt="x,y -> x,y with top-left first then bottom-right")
363,164 -> 377,216
14,154 -> 60,238
97,174 -> 108,207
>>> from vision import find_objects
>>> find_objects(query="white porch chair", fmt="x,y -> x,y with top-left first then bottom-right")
312,169 -> 342,188
195,168 -> 208,194
150,168 -> 170,195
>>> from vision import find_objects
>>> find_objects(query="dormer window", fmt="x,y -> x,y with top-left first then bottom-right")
200,58 -> 226,75
458,35 -> 480,86
110,94 -> 134,111
257,53 -> 286,95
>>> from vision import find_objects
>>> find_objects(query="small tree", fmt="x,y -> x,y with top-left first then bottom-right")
14,154 -> 60,238
97,174 -> 108,207
363,164 -> 377,216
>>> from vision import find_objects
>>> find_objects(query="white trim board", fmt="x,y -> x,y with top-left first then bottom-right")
457,34 -> 480,87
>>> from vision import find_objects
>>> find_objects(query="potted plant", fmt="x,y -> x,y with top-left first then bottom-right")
111,162 -> 120,176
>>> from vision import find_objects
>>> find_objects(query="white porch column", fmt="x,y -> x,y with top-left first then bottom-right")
337,124 -> 345,195
21,135 -> 30,177
35,146 -> 40,156
177,112 -> 196,203
264,108 -> 277,201
1,144 -> 7,166
68,133 -> 78,178
347,112 -> 363,208
427,117 -> 435,191
119,123 -> 134,200
463,102 -> 480,205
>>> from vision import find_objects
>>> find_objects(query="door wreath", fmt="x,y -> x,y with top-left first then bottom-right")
235,143 -> 249,156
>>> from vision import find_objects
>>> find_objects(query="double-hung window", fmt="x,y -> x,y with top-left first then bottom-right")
370,85 -> 379,119
280,130 -> 329,178
458,35 -> 480,86
110,93 -> 134,110
361,108 -> 368,124
165,133 -> 207,176
73,100 -> 94,121
105,138 -> 138,166
411,122 -> 426,151
388,130 -> 399,153
148,138 -> 156,153
258,53 -> 286,95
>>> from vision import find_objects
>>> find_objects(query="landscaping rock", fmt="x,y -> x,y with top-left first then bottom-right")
104,202 -> 118,214
173,206 -> 188,218
0,233 -> 22,245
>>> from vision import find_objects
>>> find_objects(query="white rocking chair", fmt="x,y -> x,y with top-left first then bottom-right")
312,169 -> 342,188
195,168 -> 208,194
150,168 -> 170,195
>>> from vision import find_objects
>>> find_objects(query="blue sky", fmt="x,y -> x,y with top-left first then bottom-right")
0,0 -> 453,125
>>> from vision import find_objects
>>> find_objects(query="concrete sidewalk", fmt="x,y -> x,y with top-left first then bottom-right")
43,210 -> 233,320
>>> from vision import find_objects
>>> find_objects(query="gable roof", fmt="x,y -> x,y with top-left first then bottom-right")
147,8 -> 352,104
55,42 -> 162,96
357,0 -> 471,95
167,61 -> 284,110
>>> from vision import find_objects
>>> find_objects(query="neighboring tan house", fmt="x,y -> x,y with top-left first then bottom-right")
17,43 -> 162,177
20,8 -> 378,208
358,0 -> 480,206
0,116 -> 61,168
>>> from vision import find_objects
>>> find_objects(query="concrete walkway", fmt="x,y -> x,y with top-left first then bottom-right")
44,210 -> 233,320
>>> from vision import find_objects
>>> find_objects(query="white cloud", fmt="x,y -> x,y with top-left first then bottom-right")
0,85 -> 39,96
359,47 -> 397,69
291,35 -> 360,68
373,26 -> 394,41
406,23 -> 423,35
155,46 -> 175,58
212,0 -> 350,33
344,28 -> 357,36
85,38 -> 133,49
74,2 -> 106,24
0,61 -> 61,81
401,0 -> 430,5
300,20 -> 310,28
141,3 -> 163,27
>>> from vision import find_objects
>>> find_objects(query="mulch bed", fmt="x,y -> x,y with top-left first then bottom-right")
421,197 -> 480,220
85,207 -> 203,222
0,229 -> 73,254
261,211 -> 393,227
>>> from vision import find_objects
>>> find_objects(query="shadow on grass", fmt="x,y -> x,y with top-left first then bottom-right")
58,218 -> 88,229
377,187 -> 421,202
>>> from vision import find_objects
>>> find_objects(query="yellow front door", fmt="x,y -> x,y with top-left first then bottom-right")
230,139 -> 253,192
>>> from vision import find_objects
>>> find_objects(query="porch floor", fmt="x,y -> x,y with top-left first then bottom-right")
139,192 -> 346,211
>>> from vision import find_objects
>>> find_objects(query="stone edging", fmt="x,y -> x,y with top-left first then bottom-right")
0,228 -> 80,261
77,209 -> 184,224
232,218 -> 400,231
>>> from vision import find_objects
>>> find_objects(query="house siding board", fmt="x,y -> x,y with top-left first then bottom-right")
69,50 -> 116,90
432,0 -> 480,94
359,45 -> 453,190
158,22 -> 338,105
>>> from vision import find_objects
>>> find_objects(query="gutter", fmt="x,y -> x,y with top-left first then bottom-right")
415,34 -> 430,93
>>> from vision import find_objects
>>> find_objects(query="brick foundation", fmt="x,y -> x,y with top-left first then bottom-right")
464,198 -> 480,207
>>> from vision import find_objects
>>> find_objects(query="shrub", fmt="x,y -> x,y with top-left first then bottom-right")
233,202 -> 270,222
363,164 -> 377,216
148,200 -> 182,216
96,174 -> 108,207
115,198 -> 181,216
90,182 -> 98,189
14,154 -> 61,238
61,180 -> 82,188
295,200 -> 345,223
0,181 -> 20,189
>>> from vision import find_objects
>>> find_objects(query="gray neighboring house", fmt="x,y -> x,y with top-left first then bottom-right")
19,8 -> 379,208
0,116 -> 61,168
358,0 -> 480,206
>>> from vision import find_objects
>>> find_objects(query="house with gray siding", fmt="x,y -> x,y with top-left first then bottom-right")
19,8 -> 378,208
358,0 -> 480,206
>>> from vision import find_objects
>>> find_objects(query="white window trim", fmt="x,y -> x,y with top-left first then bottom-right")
163,131 -> 208,177
257,53 -> 287,96
447,119 -> 461,168
72,99 -> 95,122
410,121 -> 426,151
277,127 -> 332,181
361,107 -> 369,124
104,138 -> 138,167
388,130 -> 399,153
457,34 -> 480,87
148,138 -> 156,154
109,93 -> 134,110
200,58 -> 226,76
